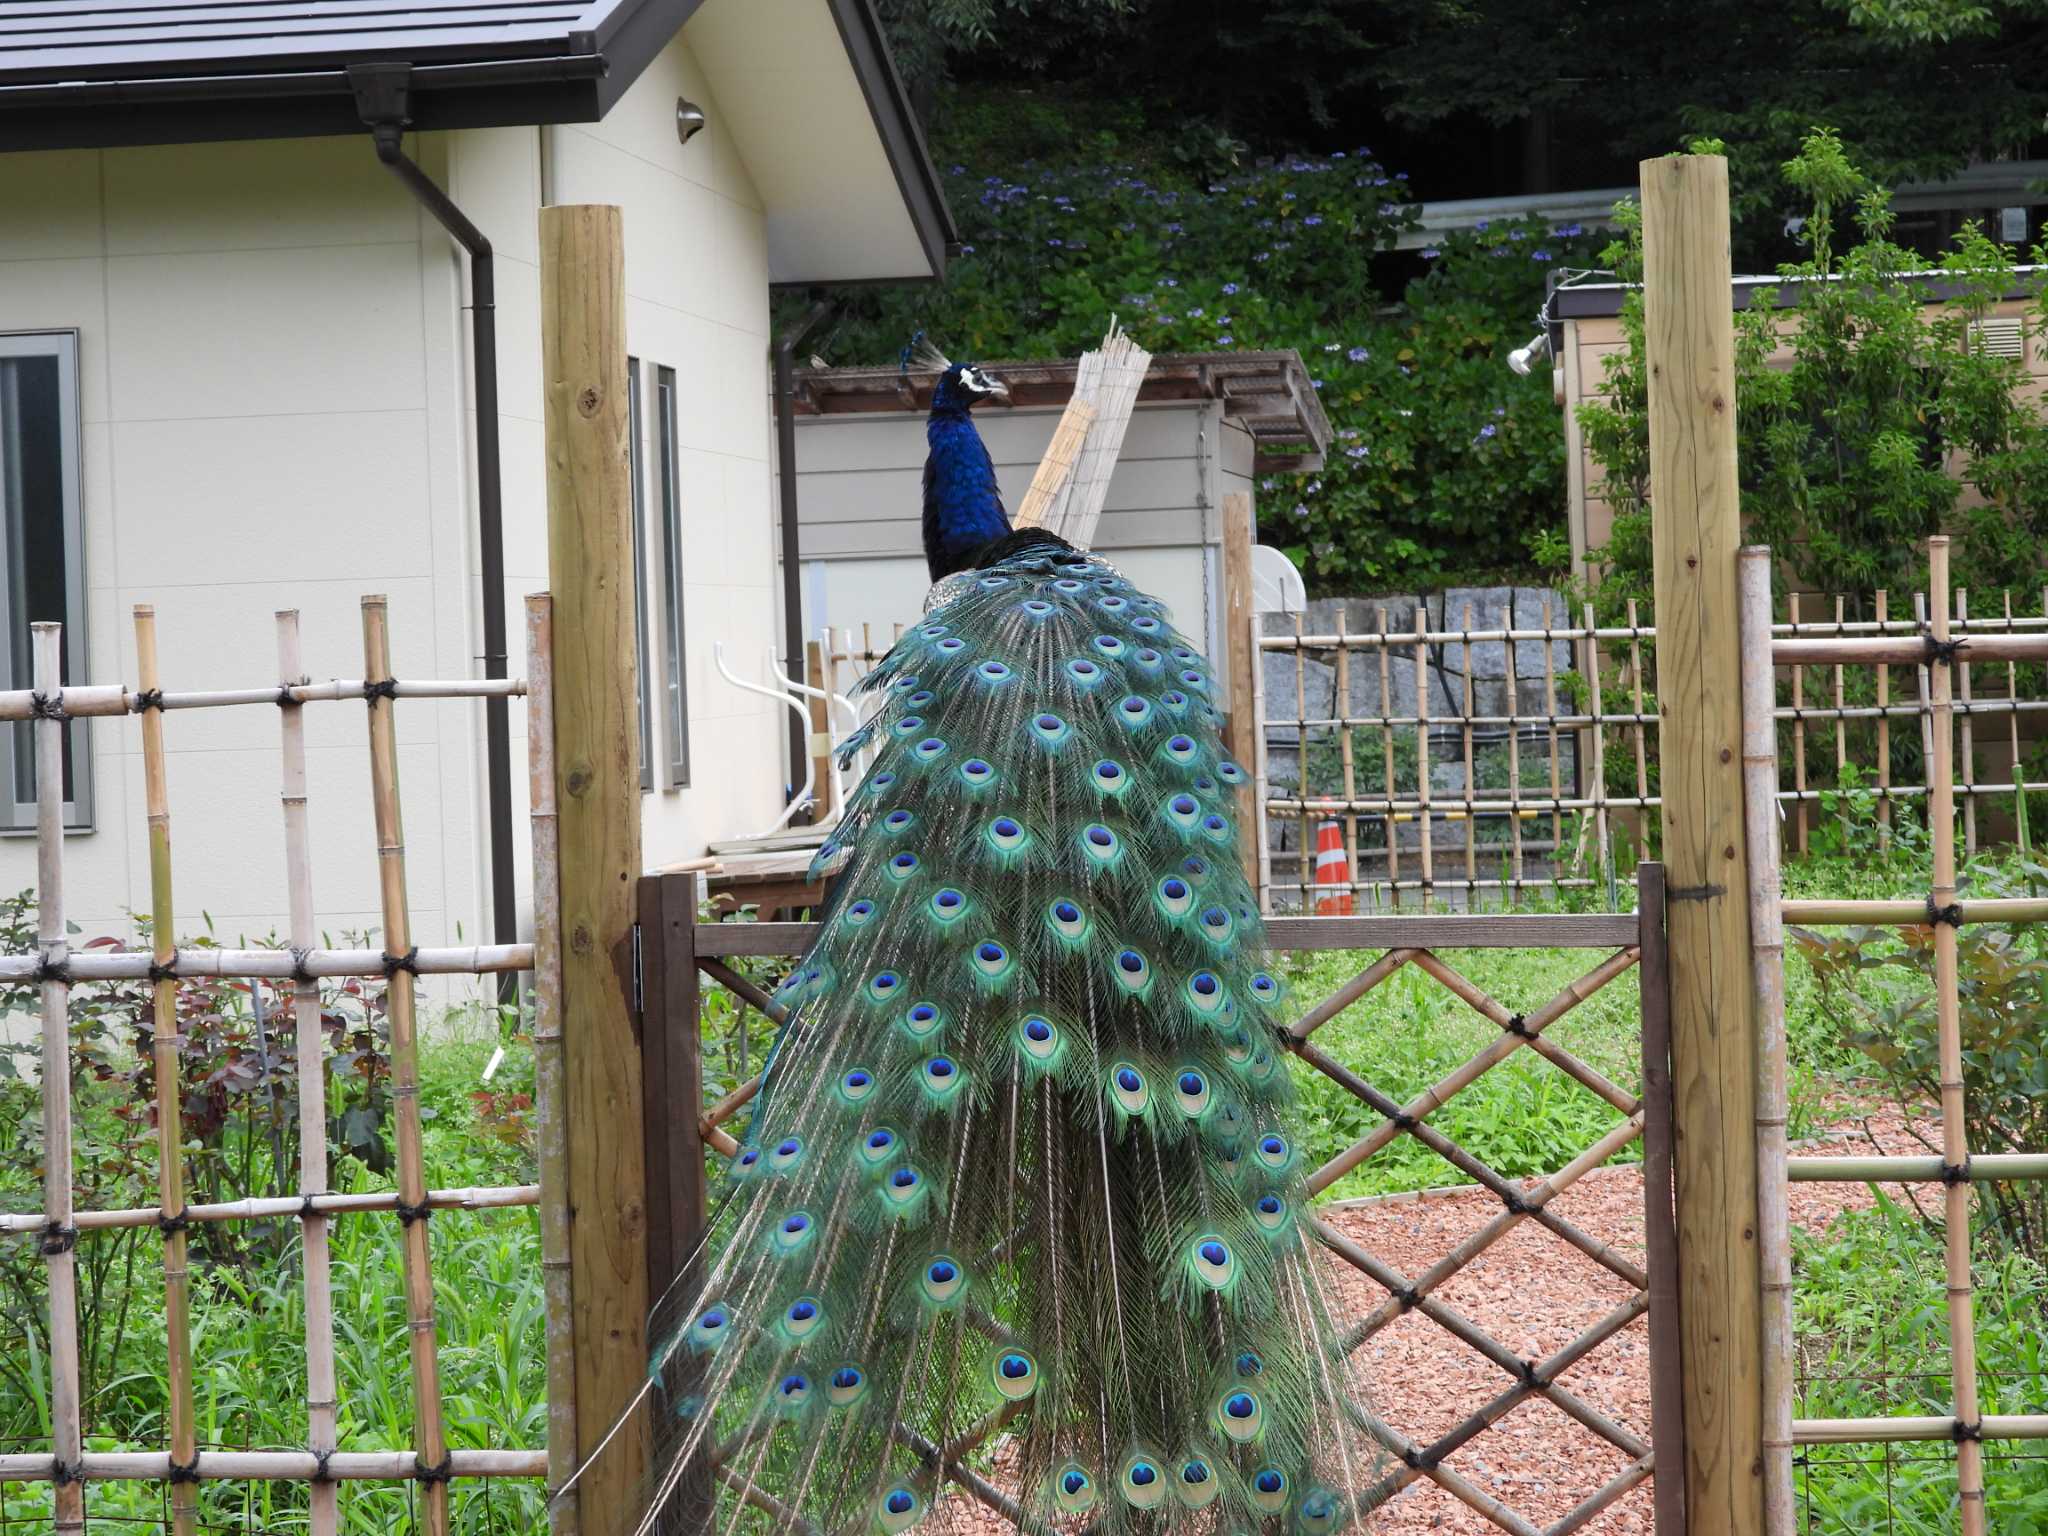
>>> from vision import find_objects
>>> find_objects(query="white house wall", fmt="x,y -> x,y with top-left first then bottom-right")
787,402 -> 1257,706
0,133 -> 488,970
524,27 -> 786,855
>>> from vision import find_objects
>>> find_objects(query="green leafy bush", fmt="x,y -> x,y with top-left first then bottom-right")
813,105 -> 1606,591
1581,127 -> 2048,609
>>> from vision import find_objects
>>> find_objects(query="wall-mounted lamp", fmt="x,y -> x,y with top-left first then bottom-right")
1508,332 -> 1552,377
677,98 -> 707,146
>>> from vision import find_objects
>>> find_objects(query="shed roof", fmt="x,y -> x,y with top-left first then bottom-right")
1552,264 -> 2045,320
795,350 -> 1333,471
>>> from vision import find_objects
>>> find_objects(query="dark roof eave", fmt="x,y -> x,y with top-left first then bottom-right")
1554,263 -> 2048,320
820,0 -> 956,280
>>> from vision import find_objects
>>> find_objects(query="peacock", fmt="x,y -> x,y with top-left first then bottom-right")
631,346 -> 1381,1535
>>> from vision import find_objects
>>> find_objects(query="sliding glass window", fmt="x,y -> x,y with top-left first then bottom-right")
655,366 -> 689,787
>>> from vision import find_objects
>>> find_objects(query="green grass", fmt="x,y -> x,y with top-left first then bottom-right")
0,1032 -> 546,1535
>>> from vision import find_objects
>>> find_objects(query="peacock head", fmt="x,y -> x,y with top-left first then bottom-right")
904,333 -> 1009,415
930,361 -> 1009,414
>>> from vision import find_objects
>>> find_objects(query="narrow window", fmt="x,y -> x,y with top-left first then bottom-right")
656,366 -> 689,787
0,332 -> 89,830
627,357 -> 652,792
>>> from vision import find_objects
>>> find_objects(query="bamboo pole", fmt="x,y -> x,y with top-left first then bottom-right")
0,1184 -> 539,1235
2007,591 -> 2027,853
133,607 -> 197,1536
1219,491 -> 1260,890
1875,589 -> 1892,848
0,943 -> 531,983
1787,1153 -> 2048,1182
1779,896 -> 2048,926
1379,605 -> 1401,906
33,623 -> 84,1536
1641,152 -> 1763,1536
1542,595 -> 1563,868
0,1450 -> 547,1482
1414,608 -> 1434,910
1296,611 -> 1311,906
1583,600 -> 1611,892
1773,632 -> 2048,664
1957,589 -> 1977,856
1926,537 -> 1986,1536
1833,595 -> 1849,845
1460,604 -> 1477,899
361,595 -> 449,1536
275,610 -> 340,1536
1251,598 -> 1273,915
527,593 -> 580,1536
542,203 -> 649,1511
0,676 -> 526,721
1739,552 -> 1793,1536
1010,399 -> 1094,530
1510,606 -> 1529,893
1787,593 -> 1808,856
1338,642 -> 1359,906
1793,1415 -> 2048,1446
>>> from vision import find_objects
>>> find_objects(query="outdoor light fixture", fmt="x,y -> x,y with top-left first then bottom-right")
1508,332 -> 1552,376
677,98 -> 707,145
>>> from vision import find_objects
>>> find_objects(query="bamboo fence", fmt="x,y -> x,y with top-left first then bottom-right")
1743,538 -> 2048,1536
0,598 -> 566,1533
1252,587 -> 2048,913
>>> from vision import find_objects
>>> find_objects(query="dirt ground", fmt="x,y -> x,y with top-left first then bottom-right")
925,1114 -> 1916,1534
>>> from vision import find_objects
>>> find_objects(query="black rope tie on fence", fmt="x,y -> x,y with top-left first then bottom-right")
157,1207 -> 190,1236
311,1449 -> 335,1484
363,678 -> 400,704
1500,1187 -> 1534,1216
148,956 -> 179,983
1953,1418 -> 1984,1443
383,947 -> 420,978
299,1194 -> 321,1221
52,1458 -> 83,1487
1504,1012 -> 1533,1039
1389,1109 -> 1419,1132
414,1453 -> 454,1486
396,1198 -> 432,1226
1391,1282 -> 1421,1313
40,1221 -> 78,1256
290,946 -> 316,985
29,689 -> 62,720
275,684 -> 299,708
1926,896 -> 1965,928
35,952 -> 65,984
168,1454 -> 202,1486
1923,630 -> 1967,667
134,688 -> 164,713
1941,1157 -> 1973,1187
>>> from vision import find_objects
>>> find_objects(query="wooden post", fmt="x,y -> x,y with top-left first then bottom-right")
134,607 -> 197,1536
543,203 -> 648,1512
1220,490 -> 1258,887
1637,862 -> 1688,1536
805,639 -> 833,821
1640,152 -> 1764,1536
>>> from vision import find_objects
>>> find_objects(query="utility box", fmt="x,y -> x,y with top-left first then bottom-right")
780,350 -> 1328,707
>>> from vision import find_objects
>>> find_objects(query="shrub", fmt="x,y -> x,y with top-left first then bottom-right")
812,105 -> 1607,592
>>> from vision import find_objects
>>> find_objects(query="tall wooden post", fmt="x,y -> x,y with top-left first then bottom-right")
1220,491 -> 1260,887
542,203 -> 648,1513
1641,153 -> 1763,1536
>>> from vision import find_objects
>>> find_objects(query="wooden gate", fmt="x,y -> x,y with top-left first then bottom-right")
638,868 -> 1684,1534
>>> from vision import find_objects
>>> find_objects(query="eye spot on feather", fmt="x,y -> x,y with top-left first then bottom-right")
1215,1387 -> 1264,1442
958,757 -> 995,788
901,1001 -> 943,1039
891,673 -> 922,691
905,690 -> 935,708
1091,634 -> 1125,657
892,715 -> 925,738
826,1364 -> 867,1407
936,637 -> 966,654
1029,712 -> 1072,747
914,736 -> 948,761
884,809 -> 914,831
1082,823 -> 1122,864
1053,1463 -> 1097,1512
1053,579 -> 1084,594
1099,594 -> 1127,611
1132,615 -> 1162,632
888,851 -> 920,879
977,660 -> 1011,683
1021,599 -> 1055,617
1249,1466 -> 1290,1514
1120,1453 -> 1168,1510
1066,657 -> 1102,684
1092,759 -> 1126,791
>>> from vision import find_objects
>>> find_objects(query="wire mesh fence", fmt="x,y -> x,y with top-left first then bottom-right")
0,598 -> 565,1536
1251,585 -> 2048,915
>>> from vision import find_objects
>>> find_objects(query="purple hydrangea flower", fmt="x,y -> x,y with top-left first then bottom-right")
1216,335 -> 1235,346
1421,247 -> 1441,260
1304,215 -> 1324,227
1047,238 -> 1064,248
1162,277 -> 1179,287
1292,503 -> 1310,520
1473,220 -> 1489,233
960,244 -> 976,255
1347,347 -> 1369,363
1531,249 -> 1552,261
1346,445 -> 1369,459
1187,307 -> 1204,318
1476,423 -> 1498,442
1222,282 -> 1240,295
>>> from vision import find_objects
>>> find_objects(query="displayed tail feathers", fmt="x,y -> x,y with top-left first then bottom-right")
628,544 -> 1379,1533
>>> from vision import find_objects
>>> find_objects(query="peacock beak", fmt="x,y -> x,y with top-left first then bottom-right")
984,374 -> 1011,403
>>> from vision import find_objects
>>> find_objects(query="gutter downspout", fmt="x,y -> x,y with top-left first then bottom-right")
774,299 -> 834,812
352,65 -> 516,1000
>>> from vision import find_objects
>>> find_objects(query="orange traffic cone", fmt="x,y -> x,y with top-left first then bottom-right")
1313,820 -> 1353,915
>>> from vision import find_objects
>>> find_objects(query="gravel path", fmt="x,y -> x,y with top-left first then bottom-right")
926,1114 -> 1914,1533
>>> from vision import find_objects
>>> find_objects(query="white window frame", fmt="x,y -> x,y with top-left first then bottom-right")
654,365 -> 690,789
0,330 -> 90,832
627,356 -> 653,793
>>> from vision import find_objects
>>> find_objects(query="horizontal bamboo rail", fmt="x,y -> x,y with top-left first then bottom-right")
1793,1416 -> 2048,1445
0,1451 -> 546,1481
1786,1154 -> 2048,1182
1781,897 -> 2048,926
0,676 -> 526,720
0,1184 -> 540,1236
1773,633 -> 2048,665
0,942 -> 532,982
1259,613 -> 2048,651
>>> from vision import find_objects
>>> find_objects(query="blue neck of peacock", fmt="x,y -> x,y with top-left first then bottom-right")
924,410 -> 1011,576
